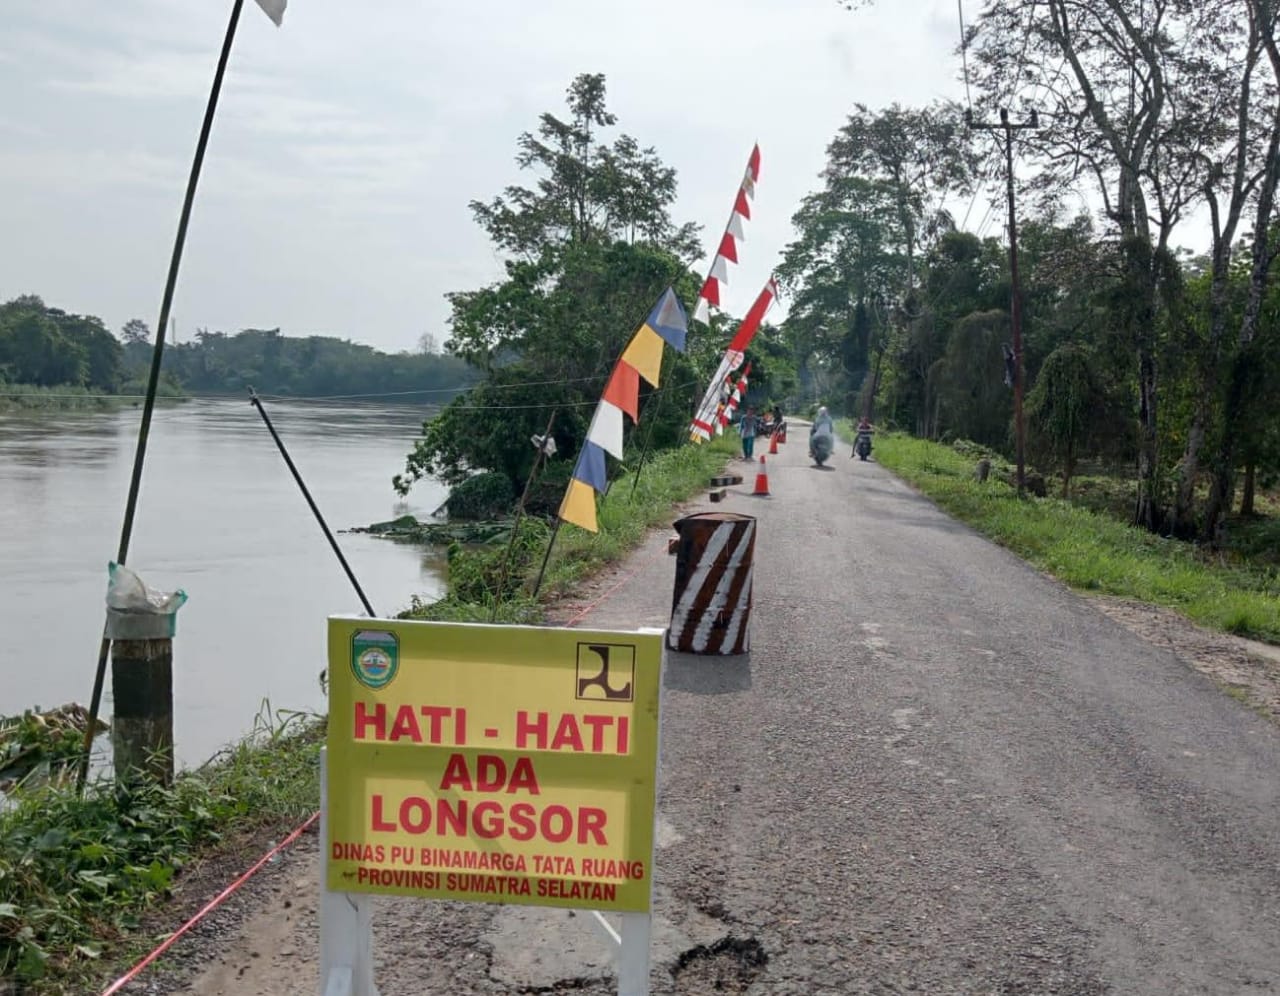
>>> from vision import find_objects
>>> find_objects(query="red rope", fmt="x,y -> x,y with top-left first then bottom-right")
100,811 -> 319,995
563,541 -> 667,628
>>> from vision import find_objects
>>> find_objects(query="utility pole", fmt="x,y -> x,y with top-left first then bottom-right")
966,107 -> 1038,495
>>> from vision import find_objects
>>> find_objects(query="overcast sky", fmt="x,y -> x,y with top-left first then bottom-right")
0,0 -> 970,353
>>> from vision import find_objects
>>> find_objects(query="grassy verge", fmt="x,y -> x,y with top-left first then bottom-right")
0,705 -> 321,993
0,383 -> 185,412
539,436 -> 740,598
401,435 -> 739,622
869,430 -> 1280,643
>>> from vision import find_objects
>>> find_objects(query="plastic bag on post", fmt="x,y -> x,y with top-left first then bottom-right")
104,562 -> 188,640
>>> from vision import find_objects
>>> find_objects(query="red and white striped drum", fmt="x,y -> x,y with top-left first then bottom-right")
667,512 -> 755,655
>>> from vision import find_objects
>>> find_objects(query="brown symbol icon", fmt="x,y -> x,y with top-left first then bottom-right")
575,643 -> 634,702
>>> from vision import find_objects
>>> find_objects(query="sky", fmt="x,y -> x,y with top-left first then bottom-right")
0,0 -> 970,353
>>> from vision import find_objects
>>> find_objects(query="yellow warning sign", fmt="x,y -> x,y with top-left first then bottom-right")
325,617 -> 662,912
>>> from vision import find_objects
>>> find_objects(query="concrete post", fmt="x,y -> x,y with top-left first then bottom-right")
111,638 -> 174,785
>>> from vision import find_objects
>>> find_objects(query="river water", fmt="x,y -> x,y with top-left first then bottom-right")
0,398 -> 448,767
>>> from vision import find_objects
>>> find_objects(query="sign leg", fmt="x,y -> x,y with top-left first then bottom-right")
319,748 -> 379,996
617,912 -> 651,996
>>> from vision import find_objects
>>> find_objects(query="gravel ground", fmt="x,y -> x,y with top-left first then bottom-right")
123,437 -> 1280,995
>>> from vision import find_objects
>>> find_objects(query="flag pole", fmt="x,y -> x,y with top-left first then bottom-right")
627,352 -> 675,500
77,0 -> 250,792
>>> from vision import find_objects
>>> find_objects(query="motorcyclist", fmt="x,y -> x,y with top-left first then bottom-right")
809,406 -> 835,463
853,415 -> 874,459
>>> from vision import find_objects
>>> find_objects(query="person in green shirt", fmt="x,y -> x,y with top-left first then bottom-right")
738,406 -> 758,460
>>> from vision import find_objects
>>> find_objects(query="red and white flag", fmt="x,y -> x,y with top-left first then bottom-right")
692,145 -> 760,325
690,277 -> 779,442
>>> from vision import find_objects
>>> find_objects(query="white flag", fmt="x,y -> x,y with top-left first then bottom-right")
254,0 -> 286,25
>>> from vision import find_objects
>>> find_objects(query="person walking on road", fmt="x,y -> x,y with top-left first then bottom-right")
739,406 -> 759,460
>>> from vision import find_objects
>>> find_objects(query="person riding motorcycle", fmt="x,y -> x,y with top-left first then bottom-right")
810,406 -> 835,465
853,416 -> 874,460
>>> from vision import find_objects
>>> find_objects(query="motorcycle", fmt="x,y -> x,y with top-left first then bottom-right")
810,423 -> 834,466
854,428 -> 873,461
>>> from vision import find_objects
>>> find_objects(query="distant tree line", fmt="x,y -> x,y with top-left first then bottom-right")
0,296 -> 476,401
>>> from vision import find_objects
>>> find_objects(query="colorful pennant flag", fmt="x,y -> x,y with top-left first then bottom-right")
558,288 -> 689,533
254,0 -> 287,25
692,145 -> 761,325
690,277 -> 780,442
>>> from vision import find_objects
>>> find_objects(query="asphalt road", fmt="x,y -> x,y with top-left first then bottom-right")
176,432 -> 1280,995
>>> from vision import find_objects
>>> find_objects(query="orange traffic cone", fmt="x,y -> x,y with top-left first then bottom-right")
779,425 -> 787,444
752,454 -> 771,496
768,430 -> 779,455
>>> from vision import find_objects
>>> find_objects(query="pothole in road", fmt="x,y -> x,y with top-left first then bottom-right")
672,936 -> 768,992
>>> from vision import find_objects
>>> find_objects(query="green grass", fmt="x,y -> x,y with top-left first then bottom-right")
873,432 -> 1280,643
0,704 -> 322,993
537,436 -> 740,597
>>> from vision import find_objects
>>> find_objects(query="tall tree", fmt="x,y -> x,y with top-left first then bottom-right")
1200,0 -> 1280,542
778,103 -> 977,416
969,0 -> 1205,530
1161,1 -> 1280,537
398,74 -> 703,495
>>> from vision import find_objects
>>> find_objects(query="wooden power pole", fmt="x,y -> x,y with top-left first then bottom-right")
966,107 -> 1039,495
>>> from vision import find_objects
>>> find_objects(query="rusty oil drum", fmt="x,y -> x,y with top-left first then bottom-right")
668,512 -> 756,655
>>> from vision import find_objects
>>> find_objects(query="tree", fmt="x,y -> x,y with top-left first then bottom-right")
398,74 -> 703,496
120,319 -> 150,345
968,0 -> 1211,530
1199,1 -> 1280,542
778,103 -> 977,420
932,309 -> 1012,448
0,296 -> 119,389
1027,344 -> 1110,496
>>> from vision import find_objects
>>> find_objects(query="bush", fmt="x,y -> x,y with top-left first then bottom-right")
445,472 -> 515,520
444,518 -> 551,604
0,707 -> 320,989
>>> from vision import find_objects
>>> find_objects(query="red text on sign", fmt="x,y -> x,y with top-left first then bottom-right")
439,753 -> 540,794
353,702 -> 467,745
370,795 -> 608,845
515,711 -> 629,754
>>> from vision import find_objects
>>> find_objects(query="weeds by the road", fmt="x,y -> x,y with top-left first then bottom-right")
874,432 -> 1280,643
540,436 -> 739,597
0,703 -> 321,992
403,436 -> 737,621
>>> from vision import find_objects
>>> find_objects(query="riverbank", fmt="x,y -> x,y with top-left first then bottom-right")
0,383 -> 186,411
0,435 -> 737,994
400,436 -> 740,623
74,405 -> 1280,995
0,706 -> 322,994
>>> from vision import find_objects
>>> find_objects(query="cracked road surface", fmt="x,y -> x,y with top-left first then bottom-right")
174,437 -> 1280,995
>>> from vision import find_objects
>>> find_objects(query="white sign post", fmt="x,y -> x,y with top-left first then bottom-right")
319,749 -> 378,996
